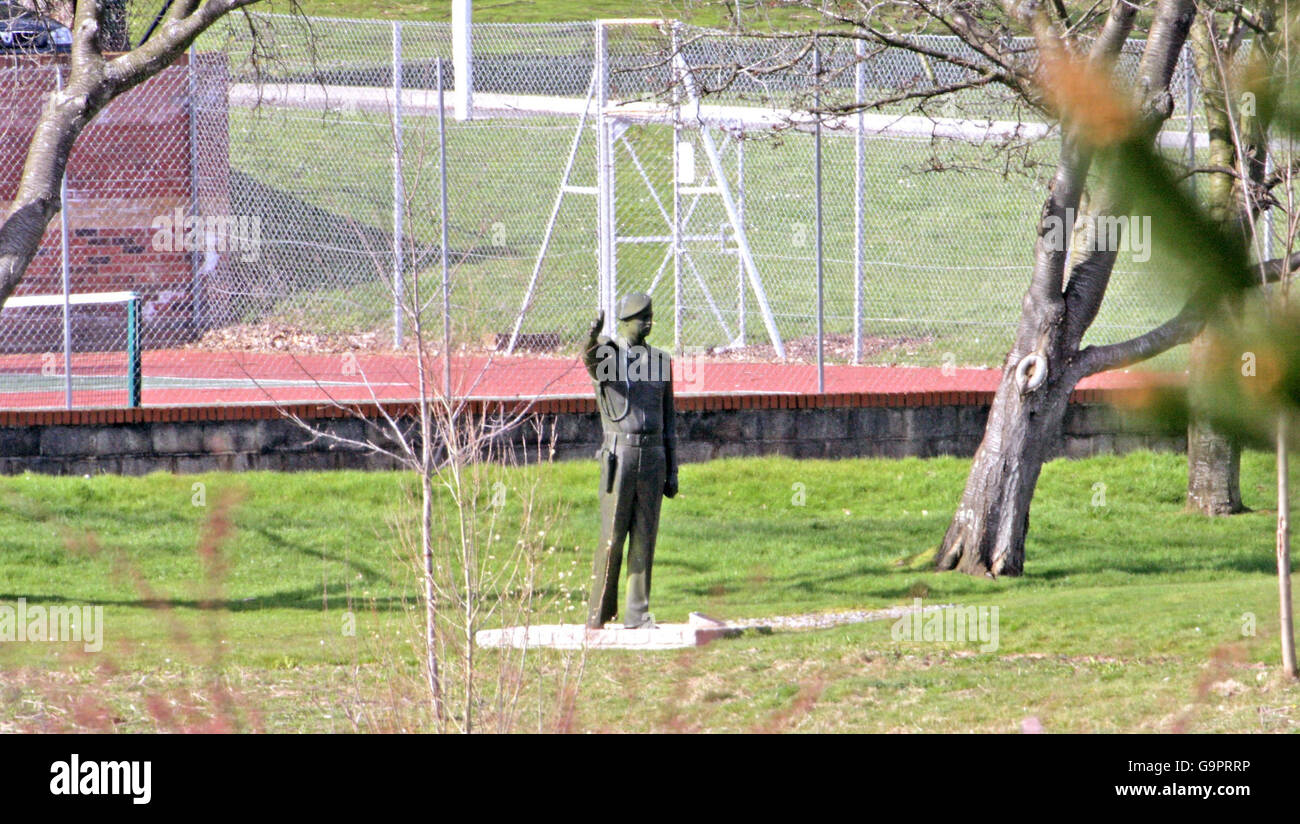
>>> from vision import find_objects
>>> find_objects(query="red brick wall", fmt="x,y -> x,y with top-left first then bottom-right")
0,53 -> 226,351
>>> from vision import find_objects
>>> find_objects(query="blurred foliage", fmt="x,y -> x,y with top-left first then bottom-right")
1090,14 -> 1300,448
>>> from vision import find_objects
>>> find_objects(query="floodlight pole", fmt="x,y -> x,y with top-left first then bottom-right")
452,0 -> 473,120
596,21 -> 616,333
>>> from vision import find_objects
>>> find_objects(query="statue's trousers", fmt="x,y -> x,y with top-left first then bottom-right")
587,434 -> 666,628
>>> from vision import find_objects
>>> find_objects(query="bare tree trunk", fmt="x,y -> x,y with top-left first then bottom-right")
936,307 -> 1075,577
1186,422 -> 1243,513
934,0 -> 1198,577
1187,330 -> 1244,515
1277,414 -> 1297,678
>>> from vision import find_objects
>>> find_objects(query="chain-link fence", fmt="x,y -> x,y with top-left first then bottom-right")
0,14 -> 1217,408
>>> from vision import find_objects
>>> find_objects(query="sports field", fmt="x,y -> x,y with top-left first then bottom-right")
0,348 -> 1178,409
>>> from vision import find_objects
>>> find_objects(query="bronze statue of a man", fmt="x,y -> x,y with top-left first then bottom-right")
583,292 -> 678,629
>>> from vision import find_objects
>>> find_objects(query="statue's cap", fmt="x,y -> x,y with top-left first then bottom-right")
616,292 -> 653,320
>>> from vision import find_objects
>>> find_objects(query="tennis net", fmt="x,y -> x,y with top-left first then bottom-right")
0,290 -> 141,409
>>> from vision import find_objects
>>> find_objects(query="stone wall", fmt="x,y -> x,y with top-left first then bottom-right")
0,397 -> 1183,476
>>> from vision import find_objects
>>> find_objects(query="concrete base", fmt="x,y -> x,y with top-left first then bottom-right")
475,612 -> 755,650
475,604 -> 956,651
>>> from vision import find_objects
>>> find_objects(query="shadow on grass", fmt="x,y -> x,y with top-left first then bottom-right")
0,588 -> 410,612
248,524 -> 395,587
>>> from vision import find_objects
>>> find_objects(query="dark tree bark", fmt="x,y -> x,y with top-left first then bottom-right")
937,0 -> 1199,576
1187,329 -> 1245,514
936,330 -> 1074,577
99,0 -> 130,51
786,0 -> 1297,574
1182,12 -> 1273,516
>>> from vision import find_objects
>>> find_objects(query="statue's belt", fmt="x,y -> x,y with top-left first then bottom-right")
602,432 -> 663,449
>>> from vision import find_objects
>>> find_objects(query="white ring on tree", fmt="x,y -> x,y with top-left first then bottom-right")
1016,353 -> 1048,392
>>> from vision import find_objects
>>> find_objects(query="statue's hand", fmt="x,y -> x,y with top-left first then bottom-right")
587,311 -> 605,343
664,475 -> 678,499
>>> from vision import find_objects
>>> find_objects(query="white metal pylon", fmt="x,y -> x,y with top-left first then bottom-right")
507,19 -> 786,357
672,48 -> 785,358
504,69 -> 598,355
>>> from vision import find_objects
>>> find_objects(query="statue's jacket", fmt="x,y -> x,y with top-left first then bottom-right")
582,335 -> 678,480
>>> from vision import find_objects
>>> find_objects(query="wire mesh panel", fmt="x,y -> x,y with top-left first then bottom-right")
0,16 -> 1214,408
454,22 -> 599,357
0,53 -> 191,408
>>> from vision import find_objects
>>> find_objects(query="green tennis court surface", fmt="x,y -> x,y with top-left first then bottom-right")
0,373 -> 392,393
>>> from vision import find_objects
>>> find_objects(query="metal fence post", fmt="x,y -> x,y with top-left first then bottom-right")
813,43 -> 824,393
853,36 -> 864,366
671,22 -> 682,355
737,133 -> 745,347
127,294 -> 141,408
1184,44 -> 1196,196
438,59 -> 451,400
187,44 -> 204,340
596,21 -> 615,332
56,63 -> 72,409
392,20 -> 405,348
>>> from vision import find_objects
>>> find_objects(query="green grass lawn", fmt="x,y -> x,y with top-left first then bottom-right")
133,0 -> 754,31
274,0 -> 820,27
226,100 -> 1184,367
0,450 -> 1296,732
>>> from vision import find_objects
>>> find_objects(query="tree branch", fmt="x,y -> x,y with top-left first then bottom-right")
1075,299 -> 1207,376
104,0 -> 268,91
1057,1 -> 1194,347
70,0 -> 106,74
1134,0 -> 1196,127
1076,245 -> 1300,376
1087,0 -> 1139,65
